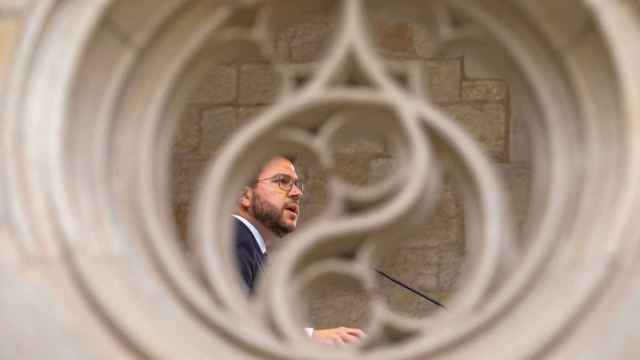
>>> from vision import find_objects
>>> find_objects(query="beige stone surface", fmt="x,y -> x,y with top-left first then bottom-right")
0,0 -> 30,13
308,290 -> 370,329
171,156 -> 206,205
379,272 -> 441,318
238,64 -> 281,104
425,59 -> 462,103
367,157 -> 394,184
173,106 -> 201,155
237,105 -> 267,125
174,203 -> 190,244
411,23 -> 439,59
294,158 -> 329,223
199,107 -> 237,158
106,0 -> 184,46
0,17 -> 19,83
380,245 -> 440,277
499,164 -> 531,236
462,79 -> 507,101
279,16 -> 334,63
373,17 -> 413,57
438,247 -> 464,291
191,66 -> 236,104
443,103 -> 507,162
334,139 -> 386,185
376,243 -> 446,318
423,209 -> 463,247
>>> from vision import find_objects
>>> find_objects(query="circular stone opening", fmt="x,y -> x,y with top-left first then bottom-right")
5,0 -> 638,358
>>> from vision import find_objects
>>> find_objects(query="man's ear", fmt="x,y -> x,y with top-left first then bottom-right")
240,186 -> 252,210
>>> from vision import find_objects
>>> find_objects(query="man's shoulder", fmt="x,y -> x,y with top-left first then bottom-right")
233,217 -> 256,244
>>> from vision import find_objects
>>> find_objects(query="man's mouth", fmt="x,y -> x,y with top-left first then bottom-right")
284,203 -> 299,215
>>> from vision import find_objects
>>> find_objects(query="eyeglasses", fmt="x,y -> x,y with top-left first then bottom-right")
256,174 -> 304,193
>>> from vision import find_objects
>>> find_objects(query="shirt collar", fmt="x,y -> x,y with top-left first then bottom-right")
233,214 -> 267,254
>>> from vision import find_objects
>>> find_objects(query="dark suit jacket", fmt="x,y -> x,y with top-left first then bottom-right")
234,217 -> 266,294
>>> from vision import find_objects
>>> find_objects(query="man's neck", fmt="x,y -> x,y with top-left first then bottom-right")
235,211 -> 275,251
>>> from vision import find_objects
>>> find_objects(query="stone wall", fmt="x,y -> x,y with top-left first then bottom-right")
172,10 -> 528,328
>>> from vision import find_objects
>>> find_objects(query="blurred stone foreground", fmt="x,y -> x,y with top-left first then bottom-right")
3,1 -> 640,359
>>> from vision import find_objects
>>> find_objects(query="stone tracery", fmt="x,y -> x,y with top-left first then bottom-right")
1,0 -> 640,358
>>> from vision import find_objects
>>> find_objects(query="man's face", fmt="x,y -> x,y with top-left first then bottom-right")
247,158 -> 303,237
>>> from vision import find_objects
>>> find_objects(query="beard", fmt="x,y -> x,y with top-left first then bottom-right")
251,192 -> 297,237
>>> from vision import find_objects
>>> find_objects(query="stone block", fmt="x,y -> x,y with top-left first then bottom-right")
173,204 -> 190,245
425,59 -> 461,103
0,17 -> 19,82
398,181 -> 464,248
438,267 -> 461,292
191,66 -> 236,104
415,273 -> 439,290
275,35 -> 290,62
296,166 -> 328,222
498,164 -> 531,233
442,103 -> 507,162
199,107 -> 237,158
380,245 -> 440,275
509,89 -> 535,164
423,214 -> 463,247
367,157 -> 394,184
238,64 -> 281,104
462,80 -> 507,101
333,139 -> 386,185
441,181 -> 463,218
438,249 -> 464,291
237,106 -> 267,127
373,18 -> 412,55
173,106 -> 201,155
280,16 -> 334,63
411,23 -> 438,58
171,156 -> 206,205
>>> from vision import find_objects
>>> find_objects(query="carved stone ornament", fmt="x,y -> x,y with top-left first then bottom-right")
2,0 -> 640,359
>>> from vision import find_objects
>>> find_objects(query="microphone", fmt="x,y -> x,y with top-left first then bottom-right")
374,268 -> 446,309
337,251 -> 445,309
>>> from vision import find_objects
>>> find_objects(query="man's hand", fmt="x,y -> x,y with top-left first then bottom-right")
311,327 -> 366,346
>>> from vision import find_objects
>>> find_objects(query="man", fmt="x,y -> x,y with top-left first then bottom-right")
234,156 -> 366,346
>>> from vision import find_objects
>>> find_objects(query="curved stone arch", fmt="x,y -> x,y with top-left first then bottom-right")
2,0 -> 640,359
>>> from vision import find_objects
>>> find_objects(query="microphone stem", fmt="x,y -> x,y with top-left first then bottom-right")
374,268 -> 446,309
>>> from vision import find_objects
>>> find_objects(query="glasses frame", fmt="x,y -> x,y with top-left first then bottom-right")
256,173 -> 304,193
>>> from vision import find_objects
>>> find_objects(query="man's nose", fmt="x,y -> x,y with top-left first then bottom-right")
289,183 -> 303,198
